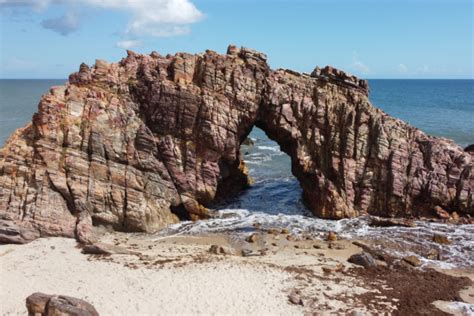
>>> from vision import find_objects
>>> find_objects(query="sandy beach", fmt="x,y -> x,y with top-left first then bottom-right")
1,231 -> 472,315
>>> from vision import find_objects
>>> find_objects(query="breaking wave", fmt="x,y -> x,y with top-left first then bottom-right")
160,127 -> 474,268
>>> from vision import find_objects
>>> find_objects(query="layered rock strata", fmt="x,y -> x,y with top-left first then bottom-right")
0,45 -> 472,242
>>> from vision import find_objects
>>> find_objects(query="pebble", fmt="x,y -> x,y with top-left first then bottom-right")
433,234 -> 452,245
403,255 -> 422,267
326,231 -> 337,241
246,233 -> 257,243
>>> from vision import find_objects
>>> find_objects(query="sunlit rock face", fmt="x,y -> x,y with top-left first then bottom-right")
260,66 -> 472,219
0,45 -> 472,242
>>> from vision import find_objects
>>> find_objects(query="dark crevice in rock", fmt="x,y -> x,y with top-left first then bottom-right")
170,204 -> 191,221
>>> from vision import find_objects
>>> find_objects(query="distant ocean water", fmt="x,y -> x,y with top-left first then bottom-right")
369,79 -> 473,147
1,79 -> 473,268
0,79 -> 65,146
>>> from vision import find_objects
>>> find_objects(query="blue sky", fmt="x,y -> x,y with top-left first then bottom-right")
0,0 -> 472,79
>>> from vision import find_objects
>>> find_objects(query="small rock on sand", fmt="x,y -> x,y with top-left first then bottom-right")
326,231 -> 337,241
209,245 -> 235,255
403,255 -> 422,267
82,242 -> 134,255
288,290 -> 303,305
246,233 -> 258,243
433,234 -> 452,245
425,249 -> 441,260
267,228 -> 279,235
322,263 -> 344,273
348,252 -> 376,268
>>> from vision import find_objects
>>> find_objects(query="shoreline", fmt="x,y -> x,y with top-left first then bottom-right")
1,231 -> 472,315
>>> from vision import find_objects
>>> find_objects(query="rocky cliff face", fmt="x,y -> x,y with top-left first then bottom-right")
0,45 -> 472,242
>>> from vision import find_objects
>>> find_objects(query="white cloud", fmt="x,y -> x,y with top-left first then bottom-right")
116,39 -> 142,49
0,0 -> 204,39
397,63 -> 408,74
82,0 -> 203,37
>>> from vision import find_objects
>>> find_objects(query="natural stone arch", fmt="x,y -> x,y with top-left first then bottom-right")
0,45 -> 472,243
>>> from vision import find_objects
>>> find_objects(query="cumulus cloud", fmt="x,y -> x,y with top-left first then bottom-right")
0,0 -> 204,39
41,11 -> 79,36
82,0 -> 203,37
116,39 -> 142,49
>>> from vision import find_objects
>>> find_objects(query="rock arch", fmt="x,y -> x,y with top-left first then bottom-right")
0,45 -> 472,242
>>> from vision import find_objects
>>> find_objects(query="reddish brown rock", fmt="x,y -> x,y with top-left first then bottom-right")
348,252 -> 377,268
403,255 -> 422,267
246,233 -> 258,243
0,45 -> 472,242
326,231 -> 337,241
432,234 -> 452,245
433,205 -> 450,220
0,220 -> 40,244
369,216 -> 416,228
26,292 -> 51,315
26,292 -> 98,316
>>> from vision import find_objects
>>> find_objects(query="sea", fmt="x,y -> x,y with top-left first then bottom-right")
1,79 -> 473,268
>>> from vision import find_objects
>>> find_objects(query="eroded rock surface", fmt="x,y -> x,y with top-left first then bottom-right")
0,45 -> 472,242
26,292 -> 99,316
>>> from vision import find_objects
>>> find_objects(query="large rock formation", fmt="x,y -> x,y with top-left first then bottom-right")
0,45 -> 472,242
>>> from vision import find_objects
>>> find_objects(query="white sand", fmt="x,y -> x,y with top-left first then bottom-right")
0,237 -> 303,315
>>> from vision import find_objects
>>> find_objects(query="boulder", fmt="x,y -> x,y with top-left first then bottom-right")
0,45 -> 472,243
26,293 -> 98,316
0,220 -> 40,244
465,144 -> 474,153
26,292 -> 51,315
348,252 -> 377,268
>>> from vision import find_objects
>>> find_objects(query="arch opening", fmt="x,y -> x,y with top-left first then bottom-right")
210,126 -> 310,217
